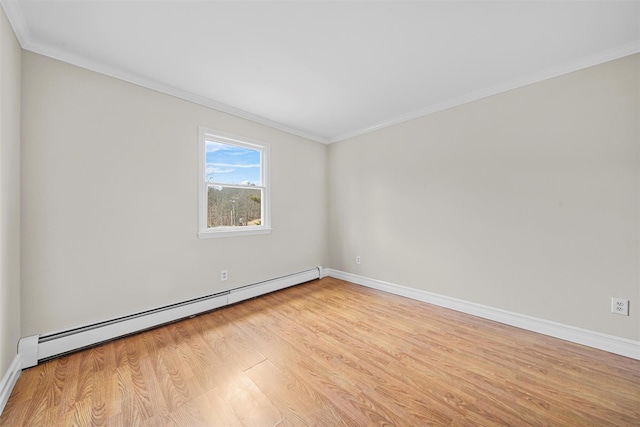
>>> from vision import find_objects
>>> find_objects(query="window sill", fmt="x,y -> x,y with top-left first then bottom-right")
198,227 -> 272,239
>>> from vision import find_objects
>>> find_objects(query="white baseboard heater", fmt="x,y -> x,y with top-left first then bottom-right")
18,266 -> 323,368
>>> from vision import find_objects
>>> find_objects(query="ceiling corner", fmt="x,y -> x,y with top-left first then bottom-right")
1,0 -> 31,48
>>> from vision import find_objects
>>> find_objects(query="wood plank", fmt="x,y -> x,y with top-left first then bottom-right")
246,359 -> 353,426
214,371 -> 282,427
1,277 -> 639,426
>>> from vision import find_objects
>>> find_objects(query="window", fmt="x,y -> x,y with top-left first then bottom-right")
198,127 -> 271,238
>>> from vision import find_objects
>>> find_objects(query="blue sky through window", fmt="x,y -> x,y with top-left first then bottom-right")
205,140 -> 261,185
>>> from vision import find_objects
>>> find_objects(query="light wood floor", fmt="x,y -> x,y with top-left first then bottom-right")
1,277 -> 639,426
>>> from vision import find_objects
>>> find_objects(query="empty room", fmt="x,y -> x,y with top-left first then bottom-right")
1,1 -> 639,425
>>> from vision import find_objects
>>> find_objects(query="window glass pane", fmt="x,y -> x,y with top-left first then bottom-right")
207,186 -> 262,228
205,140 -> 261,185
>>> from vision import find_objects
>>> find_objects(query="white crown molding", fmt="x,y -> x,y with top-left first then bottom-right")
2,0 -> 638,145
25,41 -> 330,144
0,354 -> 22,417
0,0 -> 328,144
324,269 -> 640,360
328,41 -> 640,144
0,0 -> 28,47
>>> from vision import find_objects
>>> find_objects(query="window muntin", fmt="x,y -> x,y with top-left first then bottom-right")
199,128 -> 270,238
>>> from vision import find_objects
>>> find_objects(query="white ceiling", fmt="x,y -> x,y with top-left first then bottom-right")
3,1 -> 639,143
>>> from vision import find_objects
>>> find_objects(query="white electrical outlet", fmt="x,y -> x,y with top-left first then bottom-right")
221,270 -> 228,281
611,297 -> 629,316
355,256 -> 361,265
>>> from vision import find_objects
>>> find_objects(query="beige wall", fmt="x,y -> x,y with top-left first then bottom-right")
0,5 -> 21,375
13,42 -> 640,347
21,52 -> 328,336
328,55 -> 639,340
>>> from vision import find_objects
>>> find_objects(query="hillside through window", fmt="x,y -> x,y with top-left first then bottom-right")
198,128 -> 270,238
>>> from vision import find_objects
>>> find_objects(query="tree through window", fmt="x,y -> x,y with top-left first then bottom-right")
198,128 -> 271,238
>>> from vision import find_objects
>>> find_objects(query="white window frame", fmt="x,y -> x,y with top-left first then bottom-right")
198,127 -> 271,239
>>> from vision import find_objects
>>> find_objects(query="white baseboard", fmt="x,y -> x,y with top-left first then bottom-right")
324,269 -> 640,360
229,267 -> 322,304
17,336 -> 38,369
0,355 -> 22,416
34,294 -> 229,364
19,267 -> 322,368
